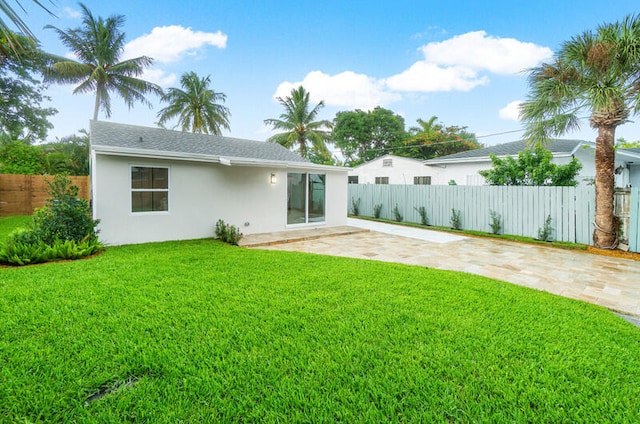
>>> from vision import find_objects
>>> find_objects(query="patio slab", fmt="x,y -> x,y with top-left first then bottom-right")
247,218 -> 640,321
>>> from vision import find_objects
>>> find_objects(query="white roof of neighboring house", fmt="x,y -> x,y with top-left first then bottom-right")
90,120 -> 347,172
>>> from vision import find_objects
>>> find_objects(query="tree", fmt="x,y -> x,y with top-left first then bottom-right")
333,106 -> 407,166
0,0 -> 54,52
156,72 -> 231,135
44,3 -> 162,121
0,136 -> 44,174
520,15 -> 640,249
479,144 -> 582,186
41,130 -> 90,175
264,86 -> 332,162
401,116 -> 482,160
616,137 -> 640,149
0,32 -> 57,141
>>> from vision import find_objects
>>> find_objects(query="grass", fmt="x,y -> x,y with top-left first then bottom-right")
353,215 -> 588,250
0,215 -> 31,240
1,218 -> 639,422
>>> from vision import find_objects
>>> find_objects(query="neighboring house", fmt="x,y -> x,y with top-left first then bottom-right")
424,139 -> 640,187
90,121 -> 348,245
347,154 -> 439,185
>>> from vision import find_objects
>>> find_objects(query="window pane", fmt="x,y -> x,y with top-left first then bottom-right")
152,168 -> 168,189
308,174 -> 325,223
131,166 -> 152,189
152,191 -> 168,211
132,191 -> 152,212
287,173 -> 306,224
348,176 -> 359,184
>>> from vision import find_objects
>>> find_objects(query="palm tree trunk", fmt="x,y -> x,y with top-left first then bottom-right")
93,92 -> 101,121
593,125 -> 618,248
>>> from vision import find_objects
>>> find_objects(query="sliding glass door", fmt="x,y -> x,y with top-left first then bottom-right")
287,172 -> 325,225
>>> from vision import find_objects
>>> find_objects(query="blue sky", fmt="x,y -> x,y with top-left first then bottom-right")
18,0 -> 640,152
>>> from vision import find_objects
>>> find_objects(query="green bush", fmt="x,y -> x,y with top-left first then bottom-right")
32,175 -> 99,245
215,219 -> 242,245
350,197 -> 361,216
489,210 -> 502,235
450,208 -> 462,230
392,204 -> 403,222
0,175 -> 103,266
373,204 -> 383,219
537,215 -> 554,241
0,229 -> 103,266
414,206 -> 428,225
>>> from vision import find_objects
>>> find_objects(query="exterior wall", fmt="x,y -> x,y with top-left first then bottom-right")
93,154 -> 347,245
348,155 -> 440,185
425,148 -> 630,187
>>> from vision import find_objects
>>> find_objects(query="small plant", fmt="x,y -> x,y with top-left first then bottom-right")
373,204 -> 383,219
392,204 -> 403,222
351,197 -> 361,216
537,215 -> 554,241
448,179 -> 457,186
414,206 -> 428,226
215,219 -> 243,245
450,208 -> 462,230
489,210 -> 502,235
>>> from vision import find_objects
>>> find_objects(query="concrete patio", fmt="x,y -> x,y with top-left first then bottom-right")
240,218 -> 640,320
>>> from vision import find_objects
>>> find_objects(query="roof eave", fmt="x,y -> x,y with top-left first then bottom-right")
91,144 -> 348,172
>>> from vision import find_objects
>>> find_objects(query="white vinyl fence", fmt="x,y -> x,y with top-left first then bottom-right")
348,185 -> 596,245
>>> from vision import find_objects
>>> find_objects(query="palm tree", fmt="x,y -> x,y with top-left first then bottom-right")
43,3 -> 161,121
264,86 -> 332,160
520,15 -> 640,249
156,71 -> 231,134
0,0 -> 54,48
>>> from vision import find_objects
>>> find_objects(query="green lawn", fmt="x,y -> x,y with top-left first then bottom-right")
0,215 -> 31,240
1,219 -> 639,422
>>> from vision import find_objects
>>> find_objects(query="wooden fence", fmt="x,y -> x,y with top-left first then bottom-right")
348,184 -> 596,245
0,174 -> 90,217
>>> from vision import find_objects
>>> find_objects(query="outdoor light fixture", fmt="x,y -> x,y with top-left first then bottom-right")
270,173 -> 277,184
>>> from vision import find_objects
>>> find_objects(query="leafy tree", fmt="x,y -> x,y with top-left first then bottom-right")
401,116 -> 482,159
479,144 -> 582,186
0,31 -> 57,141
41,130 -> 90,175
44,3 -> 162,120
616,137 -> 640,149
0,0 -> 54,51
333,106 -> 407,166
264,86 -> 332,162
520,15 -> 640,248
157,72 -> 231,135
0,137 -> 44,174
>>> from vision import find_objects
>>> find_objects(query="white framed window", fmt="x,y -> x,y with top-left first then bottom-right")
382,158 -> 393,167
130,166 -> 169,213
348,176 -> 359,184
414,176 -> 431,185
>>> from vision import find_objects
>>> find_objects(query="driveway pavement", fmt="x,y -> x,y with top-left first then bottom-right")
245,219 -> 640,319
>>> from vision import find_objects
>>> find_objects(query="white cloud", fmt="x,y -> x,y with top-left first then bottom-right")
63,7 -> 82,19
141,68 -> 177,88
385,62 -> 489,92
499,100 -> 523,121
420,30 -> 553,74
124,25 -> 227,63
274,70 -> 401,110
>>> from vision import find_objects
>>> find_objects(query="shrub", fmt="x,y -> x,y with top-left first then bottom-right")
351,197 -> 361,216
537,215 -> 554,241
450,208 -> 462,230
489,210 -> 502,235
373,204 -> 383,219
0,229 -> 103,266
215,219 -> 242,245
392,204 -> 403,222
32,175 -> 99,245
414,206 -> 428,226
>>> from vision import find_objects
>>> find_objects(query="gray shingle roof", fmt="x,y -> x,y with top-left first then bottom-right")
424,139 -> 585,163
90,120 -> 309,163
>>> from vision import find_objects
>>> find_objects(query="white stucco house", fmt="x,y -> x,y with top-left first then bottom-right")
423,140 -> 640,187
90,121 -> 348,245
347,154 -> 438,185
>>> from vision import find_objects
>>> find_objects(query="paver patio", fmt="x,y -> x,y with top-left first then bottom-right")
241,218 -> 640,319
